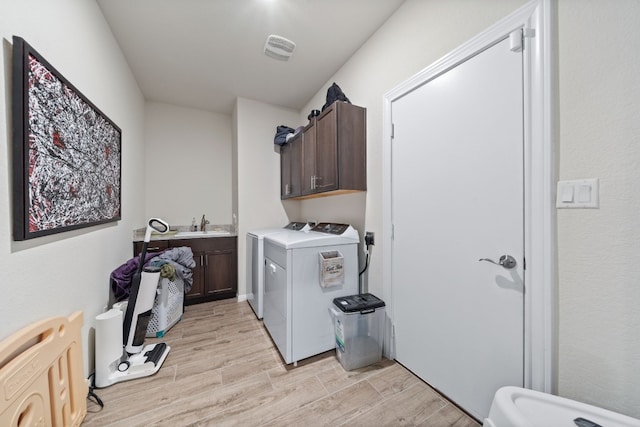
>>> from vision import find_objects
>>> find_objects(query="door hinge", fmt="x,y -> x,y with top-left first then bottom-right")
509,28 -> 535,53
391,123 -> 395,139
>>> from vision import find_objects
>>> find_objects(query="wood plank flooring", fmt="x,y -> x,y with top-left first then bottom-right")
83,299 -> 480,427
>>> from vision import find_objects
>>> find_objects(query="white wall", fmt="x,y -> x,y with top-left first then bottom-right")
298,0 -> 640,418
231,102 -> 239,228
0,0 -> 146,374
299,0 -> 528,301
234,97 -> 300,298
556,0 -> 640,417
144,102 -> 232,226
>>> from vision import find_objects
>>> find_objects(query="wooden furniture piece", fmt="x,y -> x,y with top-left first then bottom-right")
281,102 -> 367,200
134,236 -> 237,305
0,312 -> 87,427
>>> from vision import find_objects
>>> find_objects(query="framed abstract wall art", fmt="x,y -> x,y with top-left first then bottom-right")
12,36 -> 121,240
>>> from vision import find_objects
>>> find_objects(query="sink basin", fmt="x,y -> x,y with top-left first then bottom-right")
175,230 -> 230,238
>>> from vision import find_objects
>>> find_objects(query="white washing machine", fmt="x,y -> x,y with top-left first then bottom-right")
246,222 -> 310,319
263,223 -> 359,365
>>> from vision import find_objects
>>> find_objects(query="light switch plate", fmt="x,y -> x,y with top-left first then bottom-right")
556,179 -> 599,208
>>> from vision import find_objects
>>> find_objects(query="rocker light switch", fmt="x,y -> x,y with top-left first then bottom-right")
577,184 -> 591,203
556,179 -> 599,209
561,185 -> 574,203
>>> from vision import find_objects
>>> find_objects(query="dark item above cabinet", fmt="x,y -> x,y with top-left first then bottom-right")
133,236 -> 237,305
280,102 -> 366,200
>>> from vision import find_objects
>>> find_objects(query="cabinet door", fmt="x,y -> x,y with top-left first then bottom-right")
289,135 -> 302,197
204,249 -> 237,295
280,141 -> 292,198
185,252 -> 205,299
336,103 -> 367,191
301,123 -> 316,195
280,133 -> 302,199
314,107 -> 338,192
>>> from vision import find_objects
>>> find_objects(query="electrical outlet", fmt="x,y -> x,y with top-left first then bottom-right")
365,231 -> 375,246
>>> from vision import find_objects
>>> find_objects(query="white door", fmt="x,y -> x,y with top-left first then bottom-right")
391,36 -> 524,420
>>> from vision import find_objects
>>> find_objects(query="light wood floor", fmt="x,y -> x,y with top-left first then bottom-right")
83,299 -> 480,427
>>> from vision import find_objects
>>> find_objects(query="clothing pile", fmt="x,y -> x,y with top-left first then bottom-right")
110,246 -> 196,302
273,82 -> 352,146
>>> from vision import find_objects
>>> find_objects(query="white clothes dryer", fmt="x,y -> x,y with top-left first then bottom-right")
263,223 -> 360,365
246,222 -> 310,319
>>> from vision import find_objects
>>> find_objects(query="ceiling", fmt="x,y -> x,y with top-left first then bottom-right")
96,0 -> 405,115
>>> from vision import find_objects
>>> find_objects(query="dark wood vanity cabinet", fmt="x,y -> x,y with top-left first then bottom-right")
184,237 -> 237,304
133,236 -> 237,305
281,102 -> 367,200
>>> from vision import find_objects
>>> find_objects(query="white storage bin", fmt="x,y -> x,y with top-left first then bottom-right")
146,276 -> 184,338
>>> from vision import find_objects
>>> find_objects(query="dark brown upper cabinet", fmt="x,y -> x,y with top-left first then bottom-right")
281,102 -> 366,200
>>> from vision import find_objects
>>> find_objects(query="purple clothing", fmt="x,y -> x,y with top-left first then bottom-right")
110,252 -> 160,302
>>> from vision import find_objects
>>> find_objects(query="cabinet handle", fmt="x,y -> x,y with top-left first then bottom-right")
285,183 -> 290,195
314,175 -> 329,189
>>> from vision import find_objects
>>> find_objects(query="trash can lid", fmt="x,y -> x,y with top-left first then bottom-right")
333,293 -> 385,313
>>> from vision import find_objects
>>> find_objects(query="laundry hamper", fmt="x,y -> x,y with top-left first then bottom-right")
146,276 -> 184,338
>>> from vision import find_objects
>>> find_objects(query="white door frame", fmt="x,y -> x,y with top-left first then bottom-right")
381,0 -> 555,393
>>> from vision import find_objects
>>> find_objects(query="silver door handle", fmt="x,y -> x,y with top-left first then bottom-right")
478,255 -> 517,269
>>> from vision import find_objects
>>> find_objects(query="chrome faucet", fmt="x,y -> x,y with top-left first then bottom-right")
200,214 -> 209,232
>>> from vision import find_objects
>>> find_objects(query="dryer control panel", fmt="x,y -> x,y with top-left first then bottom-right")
283,222 -> 309,231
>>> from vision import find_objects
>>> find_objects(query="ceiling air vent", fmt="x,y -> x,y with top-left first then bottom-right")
264,35 -> 296,61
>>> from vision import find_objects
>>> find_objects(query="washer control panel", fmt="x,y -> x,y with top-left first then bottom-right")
311,223 -> 350,235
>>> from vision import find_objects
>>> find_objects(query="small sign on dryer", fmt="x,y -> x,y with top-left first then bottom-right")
319,251 -> 344,287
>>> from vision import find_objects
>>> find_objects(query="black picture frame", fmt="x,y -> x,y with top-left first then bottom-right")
12,36 -> 122,240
